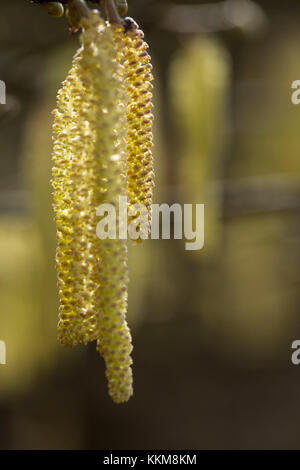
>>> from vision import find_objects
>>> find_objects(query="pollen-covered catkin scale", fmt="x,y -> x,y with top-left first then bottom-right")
52,11 -> 133,403
114,19 -> 154,238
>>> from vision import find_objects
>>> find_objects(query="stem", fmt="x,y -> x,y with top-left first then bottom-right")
69,0 -> 90,18
104,0 -> 124,25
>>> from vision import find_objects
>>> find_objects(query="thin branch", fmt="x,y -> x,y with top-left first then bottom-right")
69,0 -> 90,18
104,0 -> 124,25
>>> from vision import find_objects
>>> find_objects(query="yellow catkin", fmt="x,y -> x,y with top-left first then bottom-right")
90,22 -> 133,404
52,47 -> 94,347
113,19 -> 154,239
81,15 -> 133,403
52,11 -> 133,402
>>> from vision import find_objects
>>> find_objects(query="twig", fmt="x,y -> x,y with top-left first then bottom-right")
104,0 -> 124,25
69,0 -> 90,18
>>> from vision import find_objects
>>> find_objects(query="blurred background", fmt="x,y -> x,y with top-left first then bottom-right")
0,0 -> 300,450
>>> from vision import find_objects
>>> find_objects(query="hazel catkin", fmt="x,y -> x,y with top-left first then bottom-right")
52,11 -> 133,402
112,18 -> 154,239
52,10 -> 154,404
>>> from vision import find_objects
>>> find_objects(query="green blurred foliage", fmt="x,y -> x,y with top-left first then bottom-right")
168,32 -> 300,363
231,32 -> 300,178
0,216 -> 55,396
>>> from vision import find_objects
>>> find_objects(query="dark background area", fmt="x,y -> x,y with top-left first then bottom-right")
0,0 -> 300,449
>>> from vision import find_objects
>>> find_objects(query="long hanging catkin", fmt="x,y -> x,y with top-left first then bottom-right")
52,47 -> 93,347
51,4 -> 154,403
81,15 -> 133,404
52,11 -> 133,402
112,19 -> 154,239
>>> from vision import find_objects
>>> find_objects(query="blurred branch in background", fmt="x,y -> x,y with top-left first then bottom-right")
224,174 -> 300,217
155,0 -> 267,36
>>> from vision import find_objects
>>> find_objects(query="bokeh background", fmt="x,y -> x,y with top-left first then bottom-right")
0,0 -> 300,449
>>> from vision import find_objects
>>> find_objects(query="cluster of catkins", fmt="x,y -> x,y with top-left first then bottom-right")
52,10 -> 154,403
